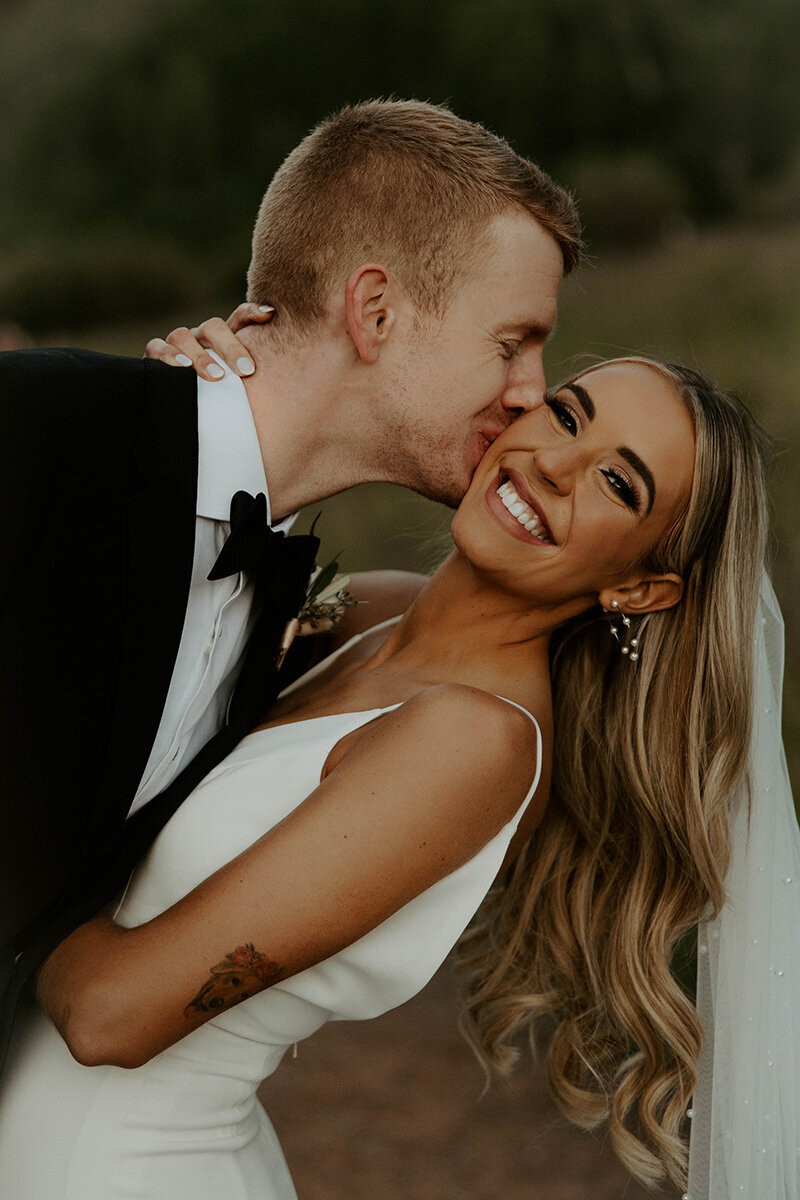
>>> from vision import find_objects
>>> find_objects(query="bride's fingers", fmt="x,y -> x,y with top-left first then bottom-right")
143,336 -> 196,369
226,301 -> 275,333
143,303 -> 275,381
154,325 -> 227,381
177,304 -> 276,378
182,315 -> 257,378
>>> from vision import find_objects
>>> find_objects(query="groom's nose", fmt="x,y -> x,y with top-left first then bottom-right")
501,345 -> 547,415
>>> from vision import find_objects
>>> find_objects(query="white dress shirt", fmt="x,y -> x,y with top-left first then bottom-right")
128,357 -> 295,818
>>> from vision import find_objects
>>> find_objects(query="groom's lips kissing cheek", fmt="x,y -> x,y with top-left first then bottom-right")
472,423 -> 508,473
485,466 -> 556,546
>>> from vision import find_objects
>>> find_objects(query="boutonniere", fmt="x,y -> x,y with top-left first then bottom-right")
275,554 -> 361,669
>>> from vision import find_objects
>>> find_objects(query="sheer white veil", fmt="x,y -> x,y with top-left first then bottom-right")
688,570 -> 800,1198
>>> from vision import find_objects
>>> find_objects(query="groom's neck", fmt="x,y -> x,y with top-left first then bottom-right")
235,325 -> 380,522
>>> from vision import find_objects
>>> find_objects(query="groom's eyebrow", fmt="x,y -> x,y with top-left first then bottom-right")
502,316 -> 557,342
526,318 -> 557,341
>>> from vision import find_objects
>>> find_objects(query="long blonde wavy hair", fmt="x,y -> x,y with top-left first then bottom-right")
456,358 -> 771,1192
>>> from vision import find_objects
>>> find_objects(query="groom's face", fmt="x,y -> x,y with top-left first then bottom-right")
385,211 -> 563,508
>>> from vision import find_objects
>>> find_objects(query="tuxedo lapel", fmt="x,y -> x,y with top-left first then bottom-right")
83,362 -> 199,865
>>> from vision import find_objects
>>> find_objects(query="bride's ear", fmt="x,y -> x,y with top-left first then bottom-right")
598,572 -> 684,616
345,264 -> 397,364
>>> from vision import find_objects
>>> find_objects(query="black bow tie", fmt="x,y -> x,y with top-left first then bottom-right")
208,491 -> 319,620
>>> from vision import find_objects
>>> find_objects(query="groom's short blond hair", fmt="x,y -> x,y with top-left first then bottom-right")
247,99 -> 582,338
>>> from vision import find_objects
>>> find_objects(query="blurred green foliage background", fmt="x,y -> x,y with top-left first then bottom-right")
1,0 -> 798,784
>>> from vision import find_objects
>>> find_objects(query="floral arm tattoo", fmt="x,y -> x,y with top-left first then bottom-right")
184,943 -> 284,1017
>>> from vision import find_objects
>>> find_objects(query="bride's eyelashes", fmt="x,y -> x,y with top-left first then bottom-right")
544,394 -> 642,513
545,393 -> 580,436
601,467 -> 640,512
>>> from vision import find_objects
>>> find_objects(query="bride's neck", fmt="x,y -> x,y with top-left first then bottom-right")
360,551 -> 558,699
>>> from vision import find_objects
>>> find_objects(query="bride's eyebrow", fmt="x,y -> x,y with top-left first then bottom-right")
618,446 -> 656,515
560,382 -> 595,421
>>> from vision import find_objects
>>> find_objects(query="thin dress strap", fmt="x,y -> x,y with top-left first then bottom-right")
491,694 -> 543,810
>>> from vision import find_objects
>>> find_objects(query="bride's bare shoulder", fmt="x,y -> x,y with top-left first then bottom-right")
331,569 -> 429,646
329,683 -> 542,831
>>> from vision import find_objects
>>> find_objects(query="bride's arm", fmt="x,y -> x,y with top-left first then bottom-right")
36,686 -> 538,1070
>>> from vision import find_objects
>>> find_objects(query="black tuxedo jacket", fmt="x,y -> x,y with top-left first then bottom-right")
0,348 -> 317,1073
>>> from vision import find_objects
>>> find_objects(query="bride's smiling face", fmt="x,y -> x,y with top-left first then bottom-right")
451,361 -> 697,610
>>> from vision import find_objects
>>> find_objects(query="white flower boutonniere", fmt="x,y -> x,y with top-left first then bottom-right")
275,556 -> 362,669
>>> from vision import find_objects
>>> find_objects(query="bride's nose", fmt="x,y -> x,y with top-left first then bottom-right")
530,444 -> 575,495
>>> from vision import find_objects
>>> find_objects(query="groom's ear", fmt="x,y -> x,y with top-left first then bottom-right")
345,264 -> 397,363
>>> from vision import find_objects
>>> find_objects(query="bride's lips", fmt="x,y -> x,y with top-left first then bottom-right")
484,469 -> 556,546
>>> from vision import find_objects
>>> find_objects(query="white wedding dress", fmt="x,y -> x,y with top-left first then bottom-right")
0,618 -> 542,1199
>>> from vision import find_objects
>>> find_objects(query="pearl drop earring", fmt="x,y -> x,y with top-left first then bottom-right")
607,600 -> 640,661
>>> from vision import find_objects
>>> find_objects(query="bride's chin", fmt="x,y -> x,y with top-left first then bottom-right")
451,499 -> 517,562
449,521 -> 507,577
449,512 -> 480,560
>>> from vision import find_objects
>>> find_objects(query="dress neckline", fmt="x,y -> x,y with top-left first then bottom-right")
245,703 -> 403,739
243,616 -> 405,737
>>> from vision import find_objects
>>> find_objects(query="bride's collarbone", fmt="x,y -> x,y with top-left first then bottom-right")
258,670 -> 421,730
259,625 -> 421,730
257,622 -> 551,737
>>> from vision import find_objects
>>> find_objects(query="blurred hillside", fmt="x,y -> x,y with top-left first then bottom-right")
1,0 -> 800,328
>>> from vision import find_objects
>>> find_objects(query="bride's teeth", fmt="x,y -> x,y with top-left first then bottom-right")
501,494 -> 524,518
496,475 -> 552,541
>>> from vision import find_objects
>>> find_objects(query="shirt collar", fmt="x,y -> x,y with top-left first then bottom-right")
196,352 -> 296,532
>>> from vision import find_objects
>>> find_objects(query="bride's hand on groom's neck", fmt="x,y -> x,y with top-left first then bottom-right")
143,302 -> 275,381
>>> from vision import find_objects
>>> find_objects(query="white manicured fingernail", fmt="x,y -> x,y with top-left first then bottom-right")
258,304 -> 274,313
207,363 -> 224,379
175,353 -> 192,367
237,357 -> 255,376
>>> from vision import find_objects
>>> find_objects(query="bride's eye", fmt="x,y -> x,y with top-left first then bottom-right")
602,468 -> 640,513
545,394 -> 580,437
